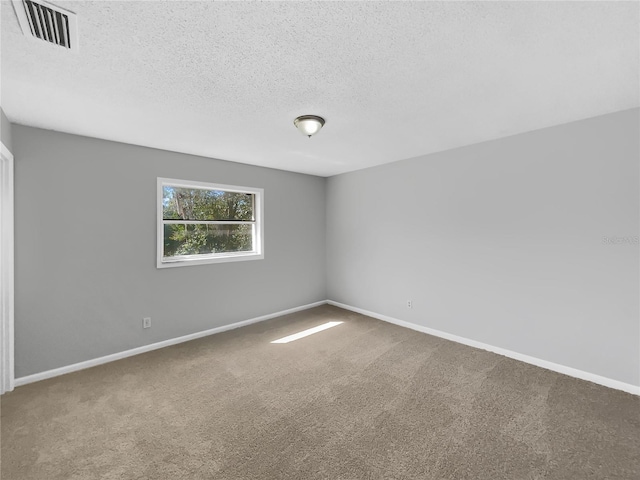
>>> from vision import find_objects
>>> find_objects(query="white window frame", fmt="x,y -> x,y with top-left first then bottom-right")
157,178 -> 264,268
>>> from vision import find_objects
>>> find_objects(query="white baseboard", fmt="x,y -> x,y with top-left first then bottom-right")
327,300 -> 640,396
16,299 -> 640,396
15,300 -> 327,387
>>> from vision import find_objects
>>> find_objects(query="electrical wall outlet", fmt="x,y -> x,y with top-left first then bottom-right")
407,300 -> 412,309
143,317 -> 151,329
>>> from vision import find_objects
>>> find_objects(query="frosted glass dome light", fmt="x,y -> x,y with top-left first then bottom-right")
294,115 -> 325,138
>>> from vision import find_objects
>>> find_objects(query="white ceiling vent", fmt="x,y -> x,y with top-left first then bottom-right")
12,0 -> 78,52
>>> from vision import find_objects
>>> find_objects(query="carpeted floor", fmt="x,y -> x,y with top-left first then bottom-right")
1,305 -> 639,479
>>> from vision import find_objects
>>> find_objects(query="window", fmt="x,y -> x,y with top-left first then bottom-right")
157,178 -> 263,268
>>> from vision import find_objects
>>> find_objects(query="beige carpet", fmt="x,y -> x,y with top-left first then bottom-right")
1,305 -> 639,479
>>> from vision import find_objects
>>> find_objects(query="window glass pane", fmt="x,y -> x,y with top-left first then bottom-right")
163,187 -> 254,221
163,223 -> 253,258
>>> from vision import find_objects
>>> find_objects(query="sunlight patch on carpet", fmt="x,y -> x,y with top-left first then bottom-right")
270,321 -> 344,344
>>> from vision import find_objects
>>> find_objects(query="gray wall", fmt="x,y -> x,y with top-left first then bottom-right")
13,109 -> 640,386
13,126 -> 327,377
1,107 -> 12,152
327,109 -> 639,386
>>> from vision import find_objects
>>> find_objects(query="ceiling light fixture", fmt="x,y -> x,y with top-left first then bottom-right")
293,115 -> 325,138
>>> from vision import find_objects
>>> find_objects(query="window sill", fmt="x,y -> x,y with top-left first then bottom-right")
157,252 -> 264,268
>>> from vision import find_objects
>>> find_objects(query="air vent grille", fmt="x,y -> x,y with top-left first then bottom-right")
23,0 -> 70,47
12,0 -> 78,51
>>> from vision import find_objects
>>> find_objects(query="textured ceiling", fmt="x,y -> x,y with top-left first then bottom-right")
1,1 -> 638,177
